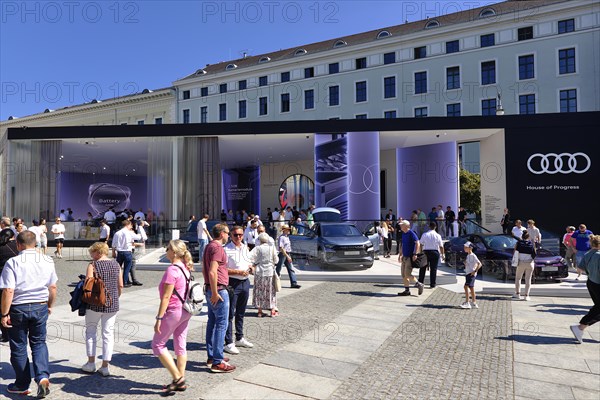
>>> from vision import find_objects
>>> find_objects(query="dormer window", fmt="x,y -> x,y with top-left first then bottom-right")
479,8 -> 496,18
195,69 -> 206,75
225,64 -> 238,71
377,30 -> 391,39
295,48 -> 307,56
425,19 -> 440,29
258,56 -> 271,63
333,40 -> 347,48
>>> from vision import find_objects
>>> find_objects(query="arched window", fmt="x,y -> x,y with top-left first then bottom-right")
195,69 -> 206,75
258,56 -> 271,63
294,48 -> 307,56
377,30 -> 391,39
333,40 -> 347,48
479,8 -> 496,18
425,19 -> 440,29
225,64 -> 238,71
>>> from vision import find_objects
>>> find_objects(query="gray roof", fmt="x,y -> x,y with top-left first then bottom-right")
179,0 -> 568,80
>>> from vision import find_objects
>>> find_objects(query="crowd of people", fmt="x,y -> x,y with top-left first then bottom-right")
0,206 -> 598,396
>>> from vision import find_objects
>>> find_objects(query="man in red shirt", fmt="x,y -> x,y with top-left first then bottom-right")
202,223 -> 236,373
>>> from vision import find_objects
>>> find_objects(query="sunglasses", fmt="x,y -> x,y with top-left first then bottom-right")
233,233 -> 244,237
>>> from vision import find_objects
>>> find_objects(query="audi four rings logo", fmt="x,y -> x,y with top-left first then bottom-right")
527,153 -> 591,175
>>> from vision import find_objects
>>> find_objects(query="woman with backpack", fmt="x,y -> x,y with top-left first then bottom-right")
152,239 -> 193,394
513,230 -> 537,301
81,242 -> 123,376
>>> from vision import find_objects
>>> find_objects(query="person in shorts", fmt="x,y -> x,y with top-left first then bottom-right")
51,217 -> 66,258
460,242 -> 481,309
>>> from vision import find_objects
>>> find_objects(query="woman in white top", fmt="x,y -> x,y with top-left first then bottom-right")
250,233 -> 279,317
379,221 -> 390,258
39,218 -> 48,254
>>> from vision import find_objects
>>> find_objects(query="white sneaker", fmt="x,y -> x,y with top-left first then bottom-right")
512,294 -> 523,300
460,302 -> 471,309
224,343 -> 240,354
524,296 -> 531,301
235,337 -> 254,348
98,366 -> 110,376
570,325 -> 584,344
81,362 -> 96,373
470,302 -> 479,309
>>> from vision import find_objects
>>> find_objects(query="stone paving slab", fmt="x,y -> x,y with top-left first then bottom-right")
236,364 -> 340,399
514,377 -> 575,400
514,362 -> 600,392
262,350 -> 359,380
201,380 -> 307,400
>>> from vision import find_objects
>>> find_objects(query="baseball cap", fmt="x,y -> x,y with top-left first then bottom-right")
463,241 -> 475,249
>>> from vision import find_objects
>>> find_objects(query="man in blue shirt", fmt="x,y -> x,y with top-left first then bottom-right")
572,224 -> 593,268
397,220 -> 424,296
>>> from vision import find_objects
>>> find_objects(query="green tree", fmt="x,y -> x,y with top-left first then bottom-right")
459,169 -> 481,215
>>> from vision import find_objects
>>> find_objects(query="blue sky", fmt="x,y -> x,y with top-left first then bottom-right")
0,0 -> 503,120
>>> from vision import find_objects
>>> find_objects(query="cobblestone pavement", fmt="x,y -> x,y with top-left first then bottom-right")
329,289 -> 514,400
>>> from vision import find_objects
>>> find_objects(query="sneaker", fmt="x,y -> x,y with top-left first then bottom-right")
210,362 -> 236,373
7,383 -> 30,395
512,294 -> 523,300
81,361 -> 96,373
132,281 -> 143,286
224,343 -> 240,355
416,282 -> 424,296
206,357 -> 229,368
524,296 -> 531,301
235,337 -> 254,348
460,302 -> 472,309
570,324 -> 584,344
290,284 -> 302,289
471,302 -> 479,309
397,290 -> 411,296
98,366 -> 110,377
37,378 -> 50,398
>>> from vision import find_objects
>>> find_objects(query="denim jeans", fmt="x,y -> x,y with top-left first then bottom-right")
225,278 -> 250,344
7,303 -> 50,388
205,288 -> 229,365
198,239 -> 209,263
276,252 -> 297,285
117,251 -> 133,285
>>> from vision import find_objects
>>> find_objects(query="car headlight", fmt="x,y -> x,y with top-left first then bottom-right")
324,243 -> 336,250
366,243 -> 374,252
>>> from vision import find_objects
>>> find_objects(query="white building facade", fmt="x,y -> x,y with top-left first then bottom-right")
173,0 -> 599,123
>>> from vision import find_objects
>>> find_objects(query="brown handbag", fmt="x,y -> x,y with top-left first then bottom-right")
82,262 -> 111,307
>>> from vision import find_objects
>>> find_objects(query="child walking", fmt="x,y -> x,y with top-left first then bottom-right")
460,242 -> 482,309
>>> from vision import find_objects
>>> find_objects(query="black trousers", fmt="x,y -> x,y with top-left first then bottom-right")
581,279 -> 600,326
419,250 -> 440,287
225,278 -> 250,344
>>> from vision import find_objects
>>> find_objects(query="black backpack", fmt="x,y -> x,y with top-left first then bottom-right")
516,240 -> 537,258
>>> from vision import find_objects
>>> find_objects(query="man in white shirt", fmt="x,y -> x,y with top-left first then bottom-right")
526,219 -> 542,248
512,220 -> 526,239
99,219 -> 110,242
436,205 -> 445,238
223,225 -> 254,355
196,214 -> 212,262
419,222 -> 445,288
104,207 -> 117,232
0,230 -> 57,397
284,207 -> 293,222
243,220 -> 259,250
111,220 -> 141,287
28,220 -> 43,248
51,217 -> 66,258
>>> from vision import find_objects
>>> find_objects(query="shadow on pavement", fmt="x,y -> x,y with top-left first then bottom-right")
532,304 -> 590,315
52,373 -> 161,397
335,291 -> 398,298
496,334 -> 582,345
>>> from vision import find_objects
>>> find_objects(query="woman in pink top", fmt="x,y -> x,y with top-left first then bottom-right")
152,240 -> 194,393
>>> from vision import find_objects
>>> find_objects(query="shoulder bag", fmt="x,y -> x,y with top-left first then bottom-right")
82,262 -> 110,307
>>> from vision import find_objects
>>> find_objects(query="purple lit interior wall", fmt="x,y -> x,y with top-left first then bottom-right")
348,131 -> 380,223
396,142 -> 459,220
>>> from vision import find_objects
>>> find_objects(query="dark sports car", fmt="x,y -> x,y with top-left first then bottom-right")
444,233 -> 568,281
288,222 -> 374,269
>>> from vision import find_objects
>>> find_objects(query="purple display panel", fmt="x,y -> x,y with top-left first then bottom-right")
314,133 -> 348,219
222,167 -> 261,215
396,142 -> 458,220
347,131 -> 380,223
58,172 -> 147,219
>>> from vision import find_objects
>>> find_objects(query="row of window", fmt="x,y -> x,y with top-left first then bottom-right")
181,88 -> 578,123
182,19 -> 577,100
184,48 -> 577,110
